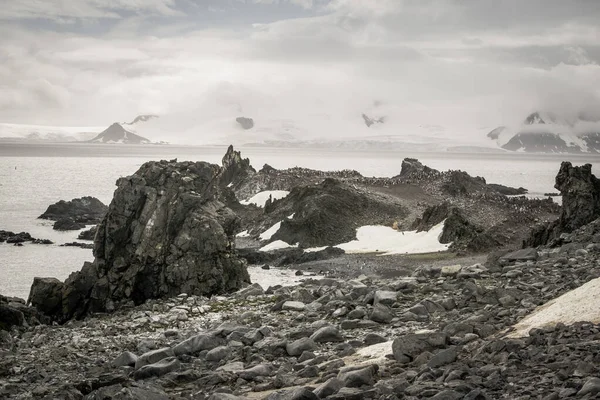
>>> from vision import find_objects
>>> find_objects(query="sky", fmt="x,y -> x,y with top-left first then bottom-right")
1,0 -> 600,141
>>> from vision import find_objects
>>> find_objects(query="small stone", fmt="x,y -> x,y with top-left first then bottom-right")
310,326 -> 344,343
133,357 -> 180,380
287,337 -> 318,356
369,303 -> 393,324
578,377 -> 600,396
112,351 -> 138,367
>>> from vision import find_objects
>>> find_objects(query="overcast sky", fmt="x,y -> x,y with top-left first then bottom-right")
1,0 -> 600,134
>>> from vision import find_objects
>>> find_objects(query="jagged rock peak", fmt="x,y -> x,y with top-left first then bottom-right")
29,157 -> 250,321
220,145 -> 256,187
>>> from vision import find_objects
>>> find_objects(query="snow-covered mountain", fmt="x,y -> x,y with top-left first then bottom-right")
89,123 -> 151,144
487,112 -> 600,153
0,123 -> 103,142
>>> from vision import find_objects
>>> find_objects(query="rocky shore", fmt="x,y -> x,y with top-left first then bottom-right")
2,147 -> 600,399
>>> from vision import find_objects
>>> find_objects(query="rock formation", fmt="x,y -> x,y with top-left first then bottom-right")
263,178 -> 407,248
526,162 -> 600,246
235,117 -> 254,130
39,196 -> 107,225
29,158 -> 250,321
219,145 -> 256,189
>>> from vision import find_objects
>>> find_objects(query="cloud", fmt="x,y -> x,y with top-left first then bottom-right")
1,0 -> 600,143
0,0 -> 181,21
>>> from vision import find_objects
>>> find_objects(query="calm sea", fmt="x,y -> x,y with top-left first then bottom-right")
1,142 -> 599,299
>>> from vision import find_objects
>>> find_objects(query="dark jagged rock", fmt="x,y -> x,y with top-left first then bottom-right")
53,218 -> 86,231
235,117 -> 254,130
39,196 -> 108,224
27,278 -> 64,316
219,145 -> 256,189
526,162 -> 600,246
0,230 -> 52,245
30,158 -> 250,321
266,178 -> 407,248
78,225 -> 98,241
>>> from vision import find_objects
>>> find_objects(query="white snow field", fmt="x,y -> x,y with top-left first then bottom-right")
257,220 -> 450,255
336,221 -> 450,255
240,190 -> 290,207
509,276 -> 600,337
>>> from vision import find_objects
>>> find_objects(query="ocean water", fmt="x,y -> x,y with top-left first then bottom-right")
1,142 -> 599,299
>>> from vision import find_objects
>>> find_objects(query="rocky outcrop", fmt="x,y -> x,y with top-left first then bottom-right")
236,117 -> 254,130
263,178 -> 407,248
0,230 -> 52,245
397,158 -> 440,180
39,196 -> 107,225
526,162 -> 600,247
219,145 -> 256,189
29,158 -> 250,321
1,294 -> 48,331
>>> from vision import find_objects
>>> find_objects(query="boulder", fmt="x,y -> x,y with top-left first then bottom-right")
27,277 -> 63,316
392,331 -> 449,364
30,156 -> 250,321
39,196 -> 107,224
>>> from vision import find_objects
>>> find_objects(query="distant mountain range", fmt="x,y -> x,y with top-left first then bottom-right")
3,109 -> 600,153
487,112 -> 600,153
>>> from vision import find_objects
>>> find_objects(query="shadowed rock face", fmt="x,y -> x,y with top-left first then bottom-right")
30,158 -> 250,321
526,162 -> 600,247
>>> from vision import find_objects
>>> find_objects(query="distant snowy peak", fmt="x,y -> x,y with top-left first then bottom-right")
487,111 -> 600,153
89,123 -> 151,144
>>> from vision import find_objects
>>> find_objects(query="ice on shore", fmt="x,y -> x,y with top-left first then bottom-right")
240,190 -> 289,207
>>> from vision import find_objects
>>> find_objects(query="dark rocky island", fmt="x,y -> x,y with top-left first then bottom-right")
39,196 -> 108,230
2,147 -> 600,399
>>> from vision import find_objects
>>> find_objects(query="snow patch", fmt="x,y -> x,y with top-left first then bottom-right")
304,246 -> 328,253
336,221 -> 450,255
259,240 -> 298,252
508,276 -> 600,337
236,230 -> 249,238
259,221 -> 281,241
240,190 -> 289,207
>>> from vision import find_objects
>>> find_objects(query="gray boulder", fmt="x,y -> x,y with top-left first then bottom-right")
392,331 -> 449,364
